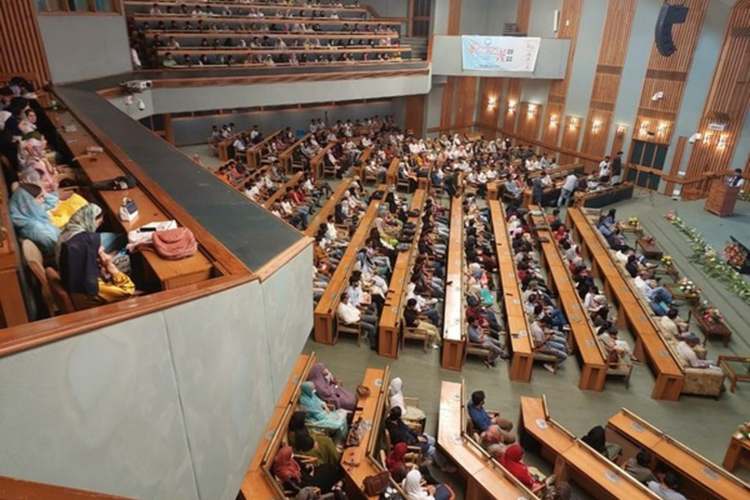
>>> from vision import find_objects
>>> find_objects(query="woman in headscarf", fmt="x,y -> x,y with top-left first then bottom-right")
581,425 -> 621,461
287,411 -> 340,466
500,444 -> 543,491
306,363 -> 356,411
8,183 -> 60,257
402,469 -> 454,500
57,204 -> 135,306
298,382 -> 348,441
388,377 -> 426,428
385,442 -> 410,482
271,445 -> 343,495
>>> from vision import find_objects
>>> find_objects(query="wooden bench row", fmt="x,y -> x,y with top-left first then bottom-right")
438,381 -> 539,499
126,0 -> 369,14
304,177 -> 356,237
377,188 -> 426,358
566,208 -> 684,400
527,208 -> 608,391
262,171 -> 303,209
217,127 -> 282,165
313,194 -> 381,344
132,14 -> 402,26
440,195 -> 466,371
487,200 -> 534,382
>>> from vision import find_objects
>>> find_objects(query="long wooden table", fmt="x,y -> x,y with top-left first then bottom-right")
566,208 -> 684,400
607,409 -> 750,500
488,200 -> 533,382
441,196 -> 466,371
438,381 -> 539,500
519,397 -> 658,500
385,157 -> 400,186
528,208 -> 607,391
279,133 -> 312,173
304,178 -> 355,237
50,110 -> 214,290
310,142 -> 336,181
341,366 -> 389,499
378,189 -> 425,358
240,353 -> 316,499
262,172 -> 303,209
313,198 -> 380,344
247,129 -> 282,169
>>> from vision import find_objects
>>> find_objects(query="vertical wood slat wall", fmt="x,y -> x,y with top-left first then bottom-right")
498,0 -> 531,133
682,2 -> 750,198
0,0 -> 51,87
579,0 -> 638,159
539,0 -> 581,148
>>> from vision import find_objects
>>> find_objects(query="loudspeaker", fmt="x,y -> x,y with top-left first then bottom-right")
655,4 -> 689,57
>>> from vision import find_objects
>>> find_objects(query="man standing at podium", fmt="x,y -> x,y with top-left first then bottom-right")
727,168 -> 744,188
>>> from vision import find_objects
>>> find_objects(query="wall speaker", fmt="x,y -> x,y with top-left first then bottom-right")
655,3 -> 689,57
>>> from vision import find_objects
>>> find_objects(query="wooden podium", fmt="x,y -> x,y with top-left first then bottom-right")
705,178 -> 739,217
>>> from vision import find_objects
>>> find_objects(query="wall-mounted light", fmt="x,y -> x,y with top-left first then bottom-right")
487,96 -> 497,111
507,100 -> 517,113
702,131 -> 713,145
527,103 -> 538,117
657,121 -> 669,137
717,134 -> 728,150
568,117 -> 579,132
639,121 -> 650,137
616,124 -> 627,136
549,114 -> 559,128
591,119 -> 602,135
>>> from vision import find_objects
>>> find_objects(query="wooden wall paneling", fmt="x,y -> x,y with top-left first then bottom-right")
440,77 -> 456,129
447,0 -> 462,35
683,3 -> 750,196
516,0 -> 532,33
0,1 -> 51,87
502,79 -> 522,133
476,78 -> 504,129
581,0 -> 637,159
540,0 -> 581,151
664,136 -> 687,196
560,115 -> 582,165
540,100 -> 563,146
517,101 -> 542,140
454,77 -> 478,129
404,94 -> 426,136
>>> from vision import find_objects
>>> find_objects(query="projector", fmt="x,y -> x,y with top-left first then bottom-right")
120,80 -> 153,93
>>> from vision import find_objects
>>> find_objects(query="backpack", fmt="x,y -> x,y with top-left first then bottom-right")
152,228 -> 197,260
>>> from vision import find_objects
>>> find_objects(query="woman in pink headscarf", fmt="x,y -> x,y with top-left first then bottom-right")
306,363 -> 356,411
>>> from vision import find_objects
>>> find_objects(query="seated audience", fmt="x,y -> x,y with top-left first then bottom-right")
271,445 -> 344,496
402,469 -> 455,500
466,390 -> 514,441
647,469 -> 687,500
307,362 -> 356,411
581,425 -> 621,462
288,412 -> 340,466
624,450 -> 657,484
298,382 -> 348,441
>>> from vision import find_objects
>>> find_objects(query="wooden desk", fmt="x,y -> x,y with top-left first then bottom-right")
341,367 -> 389,499
520,397 -> 657,500
246,129 -> 282,169
313,198 -> 380,344
240,353 -> 316,499
724,435 -> 750,474
567,208 -> 683,400
50,110 -> 214,291
310,142 -> 335,181
263,172 -> 303,209
438,382 -> 538,500
488,200 -> 533,382
279,133 -> 312,173
528,208 -> 607,391
304,178 -> 355,237
385,157 -> 400,186
356,147 -> 373,183
441,196 -> 465,371
378,189 -> 425,358
607,409 -> 750,500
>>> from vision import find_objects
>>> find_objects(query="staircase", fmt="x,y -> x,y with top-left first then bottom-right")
402,36 -> 429,60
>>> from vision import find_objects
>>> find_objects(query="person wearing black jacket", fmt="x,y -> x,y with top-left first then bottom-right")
611,151 -> 623,185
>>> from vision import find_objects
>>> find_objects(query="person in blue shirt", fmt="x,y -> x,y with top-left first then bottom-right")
466,390 -> 513,437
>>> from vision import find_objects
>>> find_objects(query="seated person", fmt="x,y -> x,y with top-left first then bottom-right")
530,317 -> 568,370
307,362 -> 356,411
467,316 -> 505,368
659,308 -> 689,340
500,444 -> 545,492
404,298 -> 441,349
675,333 -> 718,369
271,445 -> 344,496
633,273 -> 673,316
581,426 -> 621,462
389,377 -> 426,429
287,412 -> 340,466
298,382 -> 348,441
402,469 -> 455,500
466,390 -> 514,440
9,183 -> 60,258
57,204 -> 134,306
335,291 -> 378,350
598,326 -> 633,367
624,450 -> 657,484
647,469 -> 687,500
386,406 -> 453,472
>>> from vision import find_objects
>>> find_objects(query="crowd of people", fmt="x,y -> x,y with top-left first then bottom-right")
2,78 -> 136,317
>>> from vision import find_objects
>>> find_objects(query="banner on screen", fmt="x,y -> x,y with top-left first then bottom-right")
462,36 -> 541,72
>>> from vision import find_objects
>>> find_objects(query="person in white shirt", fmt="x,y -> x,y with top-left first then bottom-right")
557,173 -> 579,207
598,156 -> 610,180
647,471 -> 687,500
336,292 -> 378,349
675,334 -> 716,369
539,170 -> 553,188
